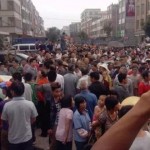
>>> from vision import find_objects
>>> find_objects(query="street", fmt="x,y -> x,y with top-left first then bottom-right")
34,129 -> 76,150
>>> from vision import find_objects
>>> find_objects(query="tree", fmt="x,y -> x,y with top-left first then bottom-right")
46,27 -> 60,42
143,17 -> 150,37
78,31 -> 88,42
103,21 -> 112,37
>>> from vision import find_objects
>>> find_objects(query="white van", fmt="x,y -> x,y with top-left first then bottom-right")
13,43 -> 37,52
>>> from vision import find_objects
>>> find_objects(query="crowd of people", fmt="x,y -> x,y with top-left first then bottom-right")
0,44 -> 150,150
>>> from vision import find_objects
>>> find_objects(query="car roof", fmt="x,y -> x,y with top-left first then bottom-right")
0,51 -> 29,57
16,53 -> 29,59
13,44 -> 35,46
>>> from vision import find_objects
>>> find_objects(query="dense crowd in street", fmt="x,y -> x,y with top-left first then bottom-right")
0,43 -> 150,150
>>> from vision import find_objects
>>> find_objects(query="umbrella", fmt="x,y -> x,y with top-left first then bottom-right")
108,41 -> 124,48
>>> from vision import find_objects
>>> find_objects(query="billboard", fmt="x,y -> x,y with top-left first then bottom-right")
126,0 -> 135,17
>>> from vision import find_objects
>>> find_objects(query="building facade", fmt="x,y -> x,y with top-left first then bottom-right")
81,9 -> 101,36
107,4 -> 119,37
0,0 -> 45,40
90,11 -> 108,39
135,0 -> 150,42
118,0 -> 136,45
61,26 -> 70,36
69,22 -> 81,37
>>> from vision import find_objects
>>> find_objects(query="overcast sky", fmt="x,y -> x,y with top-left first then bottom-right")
32,0 -> 118,29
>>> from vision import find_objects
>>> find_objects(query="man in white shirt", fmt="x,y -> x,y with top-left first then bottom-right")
77,68 -> 90,90
55,74 -> 64,90
49,65 -> 64,90
1,81 -> 38,150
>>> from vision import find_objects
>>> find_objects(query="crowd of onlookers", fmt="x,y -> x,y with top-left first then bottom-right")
0,44 -> 150,150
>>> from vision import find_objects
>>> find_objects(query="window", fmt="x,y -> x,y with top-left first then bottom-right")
141,4 -> 145,15
30,45 -> 35,50
0,0 -> 1,10
14,2 -> 21,14
141,19 -> 144,28
148,1 -> 150,11
0,17 -> 2,27
136,6 -> 140,16
8,17 -> 15,26
121,0 -> 123,7
19,46 -> 29,51
7,1 -> 14,11
136,20 -> 139,29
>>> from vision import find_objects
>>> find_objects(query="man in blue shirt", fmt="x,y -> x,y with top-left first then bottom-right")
73,96 -> 91,150
75,80 -> 97,120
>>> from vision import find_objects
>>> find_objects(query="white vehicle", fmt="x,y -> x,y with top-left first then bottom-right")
13,43 -> 37,52
0,52 -> 29,63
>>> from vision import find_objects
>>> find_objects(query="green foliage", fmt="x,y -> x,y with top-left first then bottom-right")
143,18 -> 150,37
103,21 -> 112,37
46,27 -> 60,42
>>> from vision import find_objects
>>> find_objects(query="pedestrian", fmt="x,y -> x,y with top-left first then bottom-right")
24,73 -> 38,143
36,70 -> 57,137
1,81 -> 38,150
64,64 -> 78,97
12,72 -> 33,101
76,67 -> 90,91
0,84 -> 12,150
92,95 -> 106,140
114,73 -> 130,102
138,70 -> 150,96
48,82 -> 62,150
128,65 -> 141,96
25,58 -> 38,80
98,96 -> 119,134
55,96 -> 74,150
75,80 -> 97,120
0,63 -> 9,75
9,60 -> 23,75
73,96 -> 91,150
89,72 -> 108,99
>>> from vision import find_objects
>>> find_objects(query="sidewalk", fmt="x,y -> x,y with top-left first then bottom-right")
34,129 -> 49,150
34,129 -> 76,150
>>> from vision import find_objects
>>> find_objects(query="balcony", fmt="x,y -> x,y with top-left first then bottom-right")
147,10 -> 150,16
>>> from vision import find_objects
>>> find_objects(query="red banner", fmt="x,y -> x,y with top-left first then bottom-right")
126,0 -> 135,17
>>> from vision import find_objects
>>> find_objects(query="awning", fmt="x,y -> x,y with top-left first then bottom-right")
0,31 -> 9,35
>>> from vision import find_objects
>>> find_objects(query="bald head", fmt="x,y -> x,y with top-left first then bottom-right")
80,80 -> 88,90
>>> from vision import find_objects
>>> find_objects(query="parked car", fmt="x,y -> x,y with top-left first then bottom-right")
0,51 -> 29,64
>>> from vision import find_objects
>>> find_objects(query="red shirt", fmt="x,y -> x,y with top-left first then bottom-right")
37,77 -> 49,102
138,82 -> 150,96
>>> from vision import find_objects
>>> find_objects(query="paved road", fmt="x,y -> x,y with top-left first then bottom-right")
34,129 -> 76,150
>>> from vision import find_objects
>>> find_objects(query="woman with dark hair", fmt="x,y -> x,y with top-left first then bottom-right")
55,96 -> 74,150
73,96 -> 91,150
99,96 -> 119,134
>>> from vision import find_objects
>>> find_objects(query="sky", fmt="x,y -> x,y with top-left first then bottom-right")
32,0 -> 118,29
